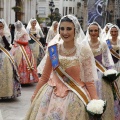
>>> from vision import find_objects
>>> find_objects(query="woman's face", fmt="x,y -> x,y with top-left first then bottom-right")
59,21 -> 75,43
0,23 -> 4,30
89,24 -> 99,40
110,27 -> 118,38
54,22 -> 58,30
31,20 -> 37,27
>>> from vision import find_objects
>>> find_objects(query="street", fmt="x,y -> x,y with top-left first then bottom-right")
0,83 -> 37,120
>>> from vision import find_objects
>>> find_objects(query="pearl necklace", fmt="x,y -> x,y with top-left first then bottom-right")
89,40 -> 100,47
61,44 -> 76,56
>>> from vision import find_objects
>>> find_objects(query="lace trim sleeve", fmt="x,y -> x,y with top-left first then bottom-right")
81,56 -> 95,82
79,42 -> 98,82
102,42 -> 114,68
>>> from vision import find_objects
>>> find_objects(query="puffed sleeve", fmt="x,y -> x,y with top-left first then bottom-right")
79,41 -> 98,99
16,34 -> 28,45
82,56 -> 98,99
34,55 -> 52,91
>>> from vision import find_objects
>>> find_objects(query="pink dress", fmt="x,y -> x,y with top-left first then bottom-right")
25,53 -> 98,120
11,33 -> 39,84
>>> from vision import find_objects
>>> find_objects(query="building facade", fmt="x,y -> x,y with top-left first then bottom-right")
0,0 -> 37,25
0,0 -> 119,30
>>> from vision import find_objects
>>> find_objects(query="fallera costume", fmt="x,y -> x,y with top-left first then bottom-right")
24,15 -> 98,120
11,21 -> 39,84
0,19 -> 21,99
26,18 -> 45,66
85,22 -> 115,120
105,24 -> 120,120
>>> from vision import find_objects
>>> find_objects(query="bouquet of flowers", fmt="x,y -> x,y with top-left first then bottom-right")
102,69 -> 120,83
86,99 -> 107,120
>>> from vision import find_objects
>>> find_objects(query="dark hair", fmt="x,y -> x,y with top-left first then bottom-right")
60,16 -> 72,23
59,16 -> 74,33
0,21 -> 4,26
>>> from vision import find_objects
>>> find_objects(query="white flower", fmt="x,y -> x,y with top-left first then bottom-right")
103,69 -> 118,76
86,99 -> 105,114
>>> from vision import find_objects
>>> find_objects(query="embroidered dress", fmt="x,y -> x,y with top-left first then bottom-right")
105,24 -> 120,120
91,41 -> 115,120
0,21 -> 21,99
24,45 -> 98,120
28,28 -> 45,66
108,39 -> 120,120
0,51 -> 21,99
11,21 -> 39,84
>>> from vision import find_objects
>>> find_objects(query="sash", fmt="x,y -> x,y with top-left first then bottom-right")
19,45 -> 34,70
0,45 -> 15,65
106,39 -> 120,60
110,49 -> 120,60
95,59 -> 107,73
0,45 -> 20,81
29,33 -> 44,52
48,44 -> 89,105
55,66 -> 89,105
95,59 -> 120,101
113,81 -> 120,101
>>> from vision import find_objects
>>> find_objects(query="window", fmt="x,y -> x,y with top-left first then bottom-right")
38,7 -> 46,15
66,7 -> 68,15
69,7 -> 72,14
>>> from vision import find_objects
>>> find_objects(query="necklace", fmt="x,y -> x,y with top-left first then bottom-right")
61,44 -> 76,56
89,40 -> 100,47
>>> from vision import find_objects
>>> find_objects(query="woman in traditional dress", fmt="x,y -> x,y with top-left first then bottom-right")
84,22 -> 115,120
102,23 -> 113,40
0,19 -> 21,99
37,21 -> 59,76
11,20 -> 39,84
46,21 -> 58,45
24,14 -> 98,120
105,24 -> 120,120
26,18 -> 45,66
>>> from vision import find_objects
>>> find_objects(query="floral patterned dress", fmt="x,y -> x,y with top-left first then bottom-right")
90,41 -> 115,120
24,45 -> 98,120
11,32 -> 39,84
108,39 -> 120,120
0,35 -> 21,99
28,28 -> 45,66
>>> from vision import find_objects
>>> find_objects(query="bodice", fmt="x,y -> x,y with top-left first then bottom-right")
59,54 -> 79,70
30,29 -> 37,35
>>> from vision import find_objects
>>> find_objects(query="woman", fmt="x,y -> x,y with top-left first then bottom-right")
85,22 -> 115,120
105,25 -> 120,119
0,19 -> 21,99
102,23 -> 113,40
46,21 -> 58,45
26,18 -> 45,66
37,21 -> 59,76
24,15 -> 98,120
11,20 -> 39,84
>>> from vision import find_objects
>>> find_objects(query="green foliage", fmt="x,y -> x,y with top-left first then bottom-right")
12,6 -> 22,12
36,16 -> 46,24
48,12 -> 61,24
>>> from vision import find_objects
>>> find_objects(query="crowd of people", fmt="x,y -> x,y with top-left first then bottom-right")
0,14 -> 120,120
